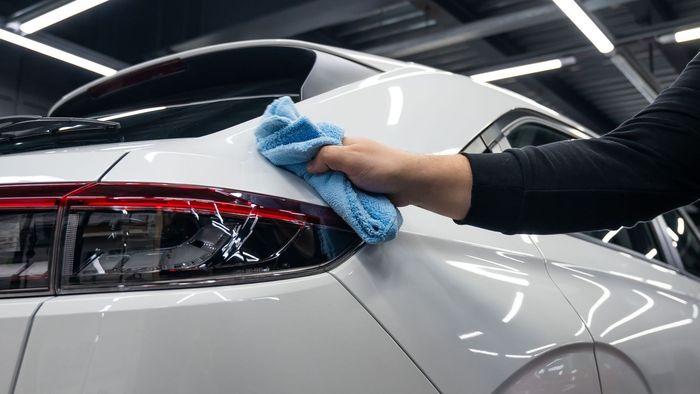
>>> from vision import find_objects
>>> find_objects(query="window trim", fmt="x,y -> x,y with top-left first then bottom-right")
461,108 -> 593,154
569,219 -> 680,268
656,209 -> 700,280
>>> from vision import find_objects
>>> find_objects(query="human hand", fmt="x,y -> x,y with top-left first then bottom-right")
307,137 -> 473,220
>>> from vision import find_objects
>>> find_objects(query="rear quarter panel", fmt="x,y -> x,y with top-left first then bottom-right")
535,234 -> 700,394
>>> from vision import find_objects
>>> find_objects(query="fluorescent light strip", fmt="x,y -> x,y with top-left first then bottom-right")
0,29 -> 116,76
674,27 -> 700,43
20,0 -> 110,34
552,0 -> 614,54
470,59 -> 563,83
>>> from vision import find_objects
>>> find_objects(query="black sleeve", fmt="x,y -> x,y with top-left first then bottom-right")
458,52 -> 700,235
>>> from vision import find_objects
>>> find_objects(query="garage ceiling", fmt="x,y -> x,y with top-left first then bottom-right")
0,0 -> 699,133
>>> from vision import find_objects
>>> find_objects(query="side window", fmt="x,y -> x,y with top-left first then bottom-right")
584,225 -> 667,263
506,123 -> 572,148
662,210 -> 700,276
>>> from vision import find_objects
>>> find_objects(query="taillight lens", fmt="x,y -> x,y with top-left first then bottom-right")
0,183 -> 79,293
0,182 -> 361,294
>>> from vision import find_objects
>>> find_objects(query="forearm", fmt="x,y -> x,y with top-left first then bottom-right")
397,154 -> 473,220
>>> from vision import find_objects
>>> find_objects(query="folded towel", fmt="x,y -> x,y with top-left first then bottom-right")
255,96 -> 402,244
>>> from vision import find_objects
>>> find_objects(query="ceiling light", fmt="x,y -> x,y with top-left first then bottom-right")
470,58 -> 571,83
552,0 -> 614,54
19,0 -> 110,34
0,29 -> 116,76
674,26 -> 700,43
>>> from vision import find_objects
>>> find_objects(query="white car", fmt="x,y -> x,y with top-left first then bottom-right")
1,40 -> 699,394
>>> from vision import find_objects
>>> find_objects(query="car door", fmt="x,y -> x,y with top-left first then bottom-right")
490,111 -> 700,394
332,107 -> 601,394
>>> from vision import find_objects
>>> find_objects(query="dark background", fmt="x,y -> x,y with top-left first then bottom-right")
1,0 -> 699,132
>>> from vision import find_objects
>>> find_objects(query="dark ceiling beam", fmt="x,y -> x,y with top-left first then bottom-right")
364,0 -> 637,58
609,49 -> 660,102
580,4 -> 661,103
415,0 -> 613,132
170,0 -> 396,53
635,0 -> 693,74
6,0 -> 72,23
524,75 -> 617,132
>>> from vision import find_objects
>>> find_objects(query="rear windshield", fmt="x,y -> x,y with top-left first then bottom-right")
0,45 -> 377,154
97,95 -> 295,140
0,95 -> 297,155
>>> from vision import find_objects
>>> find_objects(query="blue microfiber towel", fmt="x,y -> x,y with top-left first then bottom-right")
255,96 -> 402,244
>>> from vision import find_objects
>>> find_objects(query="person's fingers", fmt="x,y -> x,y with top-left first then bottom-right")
342,136 -> 361,145
307,145 -> 349,174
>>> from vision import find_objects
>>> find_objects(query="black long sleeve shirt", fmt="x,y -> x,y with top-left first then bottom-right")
460,52 -> 700,235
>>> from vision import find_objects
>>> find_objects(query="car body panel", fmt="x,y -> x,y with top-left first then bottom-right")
0,297 -> 50,394
14,274 -> 437,394
101,66 -> 554,206
331,206 -> 601,394
535,234 -> 700,394
0,150 -> 127,184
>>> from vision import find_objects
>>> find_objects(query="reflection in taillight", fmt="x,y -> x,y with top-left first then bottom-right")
0,184 -> 75,292
0,182 -> 361,294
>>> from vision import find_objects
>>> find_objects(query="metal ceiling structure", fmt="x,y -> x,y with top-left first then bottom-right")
0,0 -> 699,132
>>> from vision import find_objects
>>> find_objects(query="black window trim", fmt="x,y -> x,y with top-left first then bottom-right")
461,108 -> 594,154
655,208 -> 700,280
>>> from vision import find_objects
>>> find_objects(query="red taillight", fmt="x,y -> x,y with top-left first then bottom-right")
0,182 -> 360,294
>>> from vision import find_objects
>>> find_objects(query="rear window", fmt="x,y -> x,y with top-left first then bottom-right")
20,46 -> 376,152
52,46 -> 318,117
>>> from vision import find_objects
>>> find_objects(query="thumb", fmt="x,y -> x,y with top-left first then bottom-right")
307,145 -> 348,174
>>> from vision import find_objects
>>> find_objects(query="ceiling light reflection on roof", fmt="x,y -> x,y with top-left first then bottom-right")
602,227 -> 621,243
600,289 -> 653,338
665,227 -> 680,242
525,343 -> 557,354
458,331 -> 483,340
645,279 -> 672,290
98,106 -> 167,121
386,86 -> 404,126
573,274 -> 610,329
645,248 -> 658,260
469,348 -> 499,356
446,260 -> 530,287
610,318 -> 693,345
656,291 -> 687,305
677,217 -> 685,235
502,291 -> 525,323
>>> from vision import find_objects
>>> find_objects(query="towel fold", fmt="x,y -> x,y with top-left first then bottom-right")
255,96 -> 402,244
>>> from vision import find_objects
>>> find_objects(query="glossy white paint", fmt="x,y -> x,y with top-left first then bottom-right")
14,274 -> 437,394
535,234 -> 700,393
332,206 -> 600,393
0,150 -> 126,184
101,65 -> 550,205
0,297 -> 50,394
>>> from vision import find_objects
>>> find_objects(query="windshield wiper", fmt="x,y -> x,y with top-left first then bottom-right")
0,116 -> 120,142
